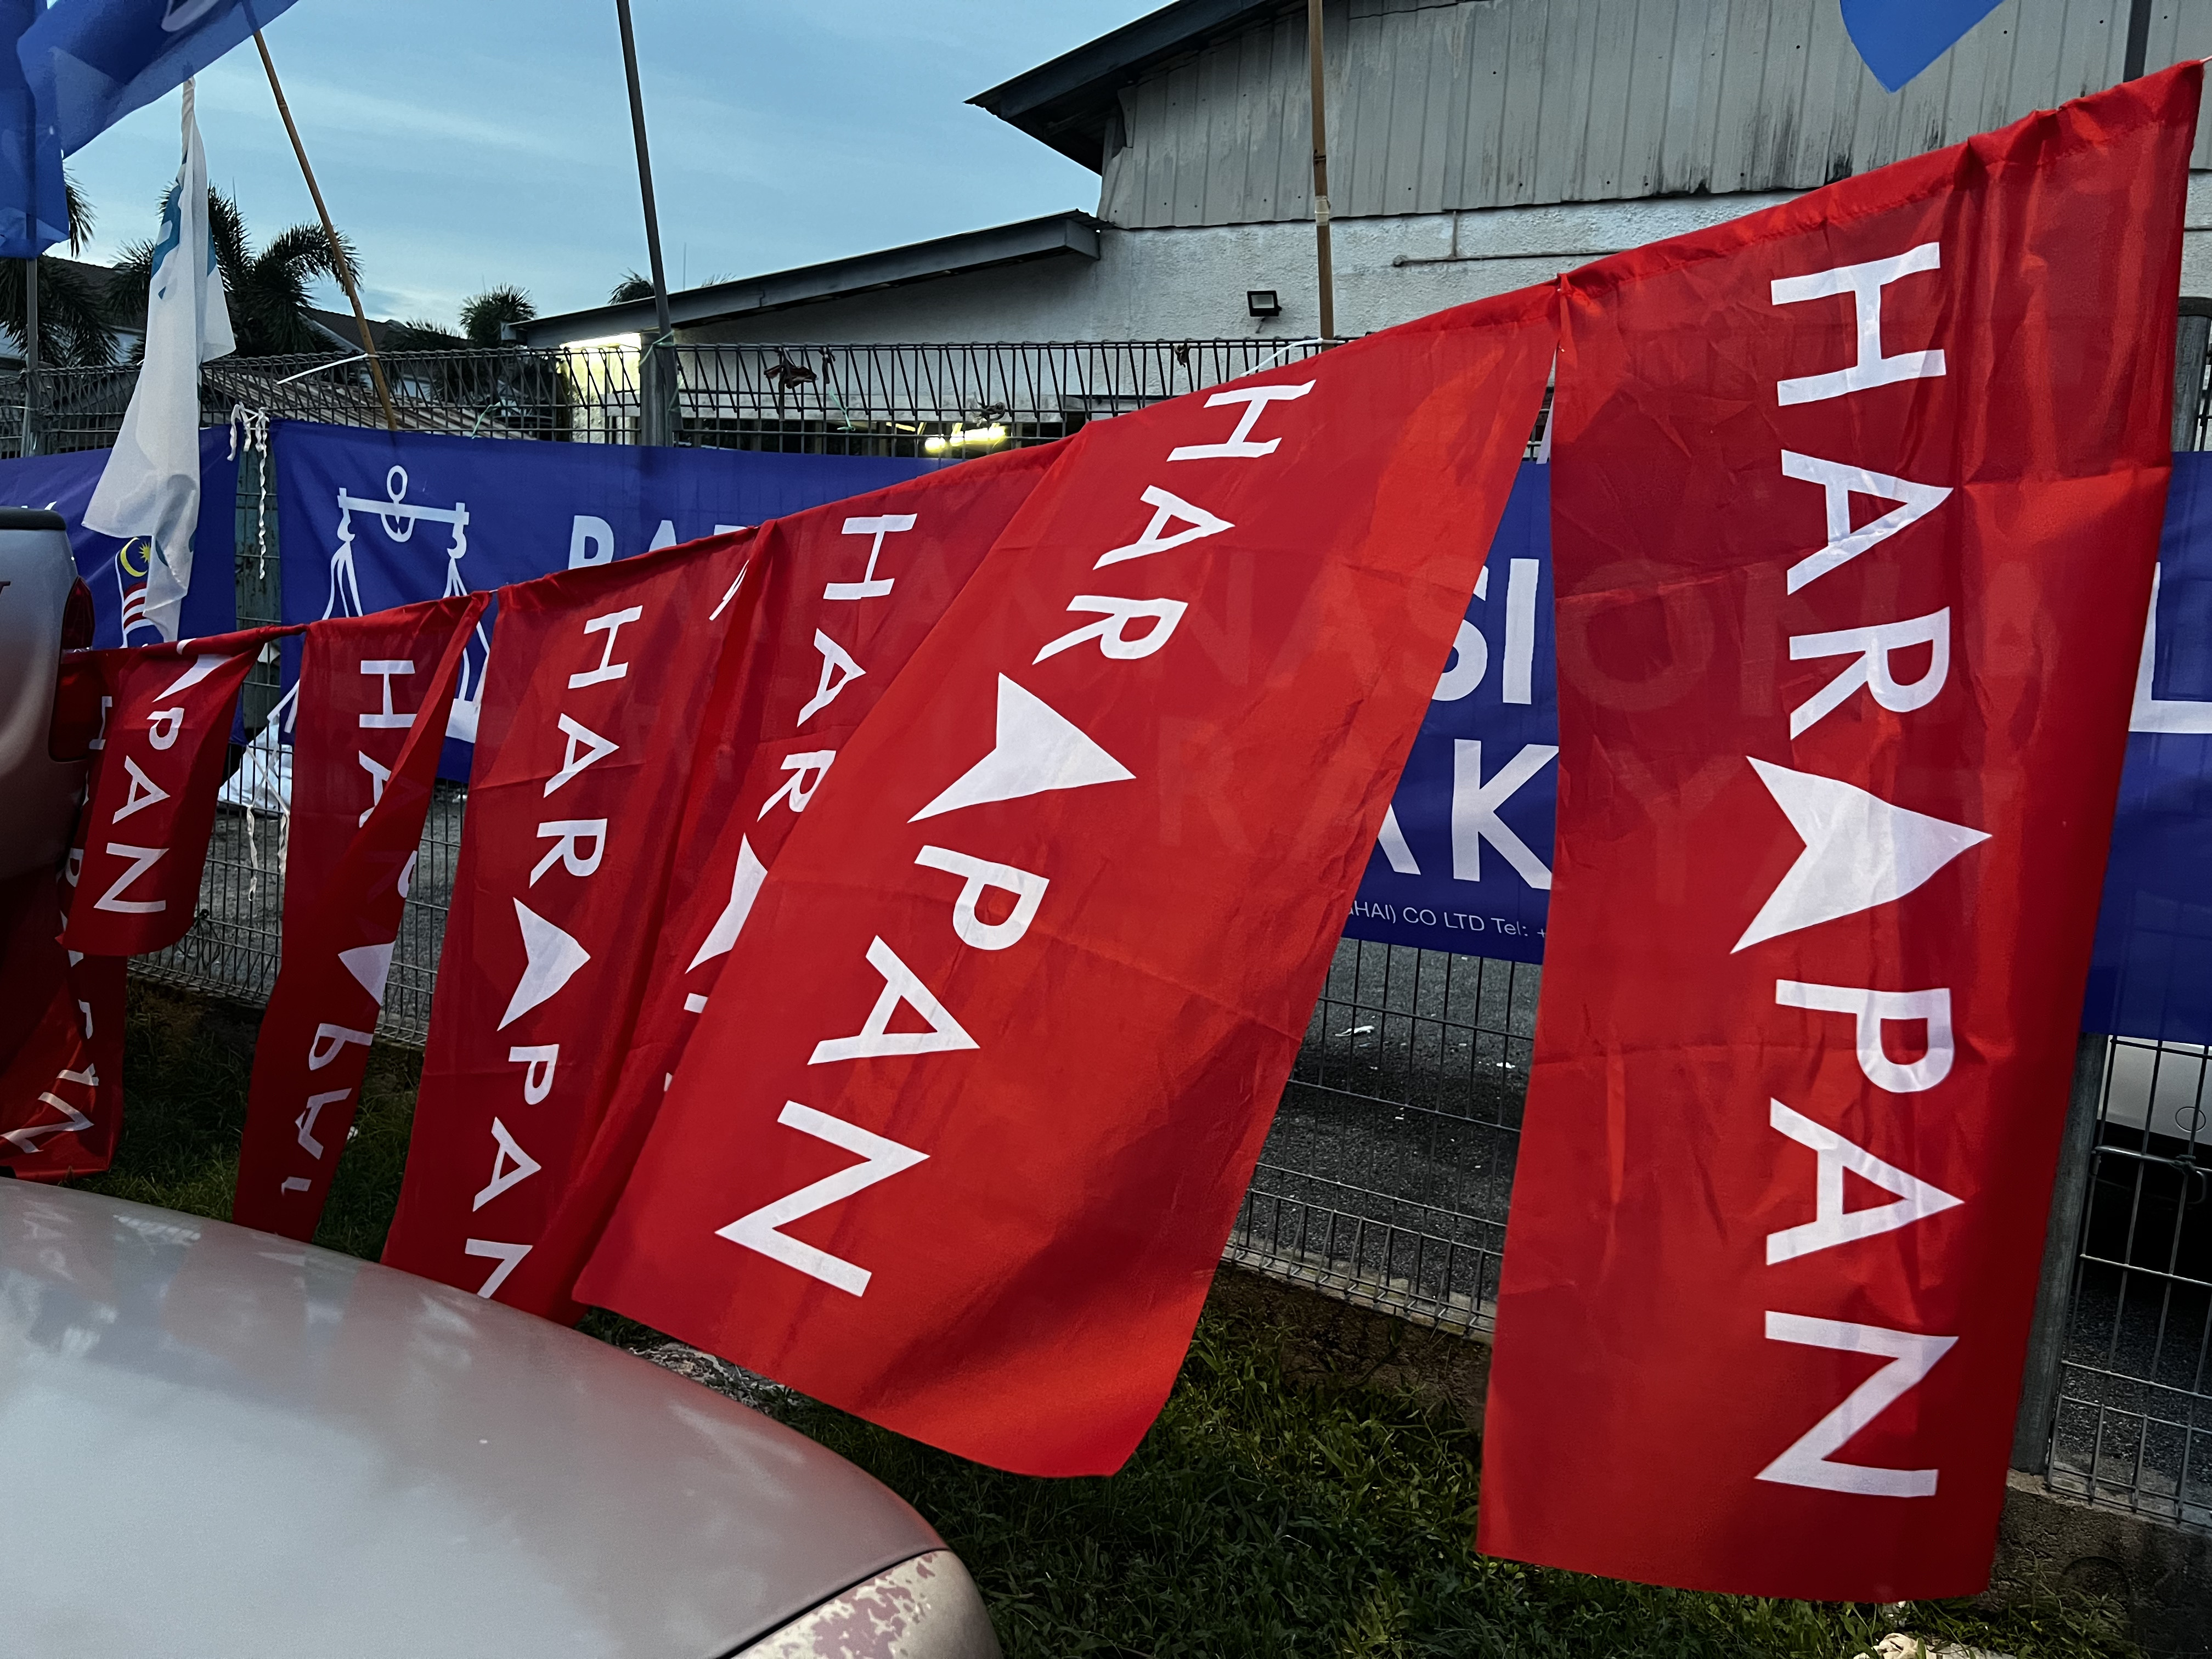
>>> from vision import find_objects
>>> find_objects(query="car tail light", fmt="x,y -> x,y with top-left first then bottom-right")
60,577 -> 94,651
48,659 -> 103,761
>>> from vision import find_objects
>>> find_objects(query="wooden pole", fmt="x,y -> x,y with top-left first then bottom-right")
1307,0 -> 1336,343
252,30 -> 397,432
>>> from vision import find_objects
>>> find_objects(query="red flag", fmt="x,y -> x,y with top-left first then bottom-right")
4,626 -> 289,1175
0,874 -> 125,1179
572,293 -> 1555,1474
379,533 -> 755,1294
232,594 -> 491,1239
1477,68 -> 2199,1599
64,625 -> 296,957
0,867 -> 65,1072
500,448 -> 1058,1320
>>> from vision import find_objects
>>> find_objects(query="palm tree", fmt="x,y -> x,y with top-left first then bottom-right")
383,315 -> 466,353
108,189 -> 358,359
0,175 -> 122,368
458,285 -> 535,346
385,287 -> 538,353
612,269 -> 725,305
379,286 -> 558,435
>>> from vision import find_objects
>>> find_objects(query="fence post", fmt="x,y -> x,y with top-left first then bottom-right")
2010,1031 -> 2111,1474
639,341 -> 676,447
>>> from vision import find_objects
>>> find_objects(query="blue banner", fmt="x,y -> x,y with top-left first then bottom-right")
0,426 -> 236,643
1351,456 -> 2212,1046
0,0 -> 64,259
269,421 -> 935,776
1347,464 -> 1553,964
18,0 -> 300,154
2087,453 -> 2212,1046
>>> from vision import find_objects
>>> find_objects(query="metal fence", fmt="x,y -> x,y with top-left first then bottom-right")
107,335 -> 1334,1045
26,332 -> 2208,1539
1229,943 -> 1534,1333
2000,300 -> 2212,1534
1,337 -> 1334,460
2036,1035 -> 2212,1531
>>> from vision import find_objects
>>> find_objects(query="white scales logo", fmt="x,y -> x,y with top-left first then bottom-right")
238,464 -> 493,795
320,464 -> 490,741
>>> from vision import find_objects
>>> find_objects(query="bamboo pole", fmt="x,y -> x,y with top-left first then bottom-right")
252,30 -> 397,432
1307,0 -> 1336,344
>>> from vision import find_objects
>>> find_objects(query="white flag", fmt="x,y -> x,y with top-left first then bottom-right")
84,78 -> 235,642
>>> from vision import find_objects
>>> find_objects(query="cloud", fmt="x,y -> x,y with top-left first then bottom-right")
57,0 -> 1147,324
189,61 -> 613,165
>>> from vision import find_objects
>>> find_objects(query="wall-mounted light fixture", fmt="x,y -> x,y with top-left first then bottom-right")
923,422 -> 1009,456
1246,289 -> 1281,318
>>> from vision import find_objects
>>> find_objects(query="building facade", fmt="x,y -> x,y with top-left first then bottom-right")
526,0 -> 2212,349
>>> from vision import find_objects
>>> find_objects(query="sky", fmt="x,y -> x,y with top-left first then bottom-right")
60,1 -> 1163,328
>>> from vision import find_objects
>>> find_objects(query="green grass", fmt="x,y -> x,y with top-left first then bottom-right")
74,981 -> 421,1260
55,984 -> 2141,1659
716,1293 -> 2137,1659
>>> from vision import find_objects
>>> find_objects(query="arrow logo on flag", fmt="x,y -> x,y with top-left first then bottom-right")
689,837 -> 768,970
338,941 -> 395,1007
156,655 -> 224,697
1733,758 -> 1990,952
911,675 -> 1133,822
499,900 -> 590,1029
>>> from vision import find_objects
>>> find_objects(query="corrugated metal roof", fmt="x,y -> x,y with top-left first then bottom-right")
1091,0 -> 2212,230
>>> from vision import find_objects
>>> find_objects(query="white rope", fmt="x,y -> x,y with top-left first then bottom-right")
228,404 -> 272,584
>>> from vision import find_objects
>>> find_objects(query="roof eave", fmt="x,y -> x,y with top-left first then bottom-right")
520,213 -> 1103,345
968,0 -> 1283,172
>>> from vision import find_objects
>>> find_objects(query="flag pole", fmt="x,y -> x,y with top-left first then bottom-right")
614,0 -> 677,445
2123,0 -> 2153,78
1306,0 -> 1336,345
251,30 -> 397,432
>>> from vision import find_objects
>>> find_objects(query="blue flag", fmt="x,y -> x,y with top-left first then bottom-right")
0,0 -> 66,258
1839,0 -> 2004,92
18,0 -> 298,155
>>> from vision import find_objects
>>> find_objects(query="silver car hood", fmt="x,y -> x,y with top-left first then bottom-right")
0,1183 -> 941,1659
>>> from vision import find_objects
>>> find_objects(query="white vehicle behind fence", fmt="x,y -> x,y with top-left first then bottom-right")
2104,1034 -> 2210,1146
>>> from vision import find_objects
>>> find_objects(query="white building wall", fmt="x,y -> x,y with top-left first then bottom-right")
685,178 -> 2212,348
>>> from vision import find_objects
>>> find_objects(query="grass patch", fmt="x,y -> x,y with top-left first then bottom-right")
74,980 -> 419,1260
727,1301 -> 2134,1659
65,983 -> 2138,1659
